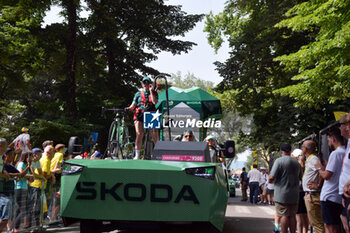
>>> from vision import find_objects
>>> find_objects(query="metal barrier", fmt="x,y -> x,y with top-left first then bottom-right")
3,180 -> 62,233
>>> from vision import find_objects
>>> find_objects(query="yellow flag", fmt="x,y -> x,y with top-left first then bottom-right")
334,112 -> 349,121
253,150 -> 258,166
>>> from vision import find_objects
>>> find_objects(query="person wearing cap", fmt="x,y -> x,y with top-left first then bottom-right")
126,76 -> 158,160
51,144 -> 65,174
247,164 -> 261,204
0,148 -> 29,232
205,135 -> 218,162
50,144 -> 65,220
91,151 -> 103,159
301,140 -> 324,233
269,143 -> 302,233
291,148 -> 309,233
8,127 -> 32,154
28,148 -> 44,226
182,130 -> 195,142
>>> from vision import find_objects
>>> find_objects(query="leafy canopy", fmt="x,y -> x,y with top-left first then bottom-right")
275,0 -> 350,107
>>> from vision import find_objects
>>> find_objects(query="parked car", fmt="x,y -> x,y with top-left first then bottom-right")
228,178 -> 236,197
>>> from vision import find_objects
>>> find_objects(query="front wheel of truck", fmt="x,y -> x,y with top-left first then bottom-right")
80,219 -> 102,233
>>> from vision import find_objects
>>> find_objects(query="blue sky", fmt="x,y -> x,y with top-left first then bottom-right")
44,0 -> 230,85
149,0 -> 230,85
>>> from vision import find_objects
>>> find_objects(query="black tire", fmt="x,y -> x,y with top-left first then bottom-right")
80,219 -> 102,233
107,121 -> 123,159
120,126 -> 132,159
107,121 -> 118,156
191,222 -> 220,233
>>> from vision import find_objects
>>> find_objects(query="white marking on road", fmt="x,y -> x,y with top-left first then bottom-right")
234,206 -> 250,214
257,206 -> 275,215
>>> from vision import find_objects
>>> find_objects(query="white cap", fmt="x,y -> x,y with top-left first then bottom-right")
292,149 -> 302,158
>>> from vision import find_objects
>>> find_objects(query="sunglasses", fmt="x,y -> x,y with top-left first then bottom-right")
184,135 -> 193,138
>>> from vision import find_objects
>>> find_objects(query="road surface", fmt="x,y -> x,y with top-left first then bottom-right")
48,189 -> 276,233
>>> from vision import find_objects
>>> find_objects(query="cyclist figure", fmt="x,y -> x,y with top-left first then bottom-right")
126,76 -> 159,159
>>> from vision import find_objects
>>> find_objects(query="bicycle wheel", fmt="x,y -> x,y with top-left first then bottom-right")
107,121 -> 121,159
143,130 -> 153,160
120,126 -> 134,159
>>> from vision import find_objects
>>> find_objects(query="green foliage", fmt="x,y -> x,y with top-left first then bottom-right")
29,117 -> 93,148
169,71 -> 215,90
204,0 -> 348,163
0,100 -> 27,140
0,0 -> 204,151
275,0 -> 350,107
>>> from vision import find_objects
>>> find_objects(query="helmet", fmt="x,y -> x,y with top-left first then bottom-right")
21,127 -> 29,133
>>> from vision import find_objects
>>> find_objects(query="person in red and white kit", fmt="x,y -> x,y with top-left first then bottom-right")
126,76 -> 158,159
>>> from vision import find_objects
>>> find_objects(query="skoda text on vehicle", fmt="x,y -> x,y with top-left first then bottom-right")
60,140 -> 235,233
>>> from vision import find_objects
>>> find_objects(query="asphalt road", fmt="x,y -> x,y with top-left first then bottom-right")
48,189 -> 276,233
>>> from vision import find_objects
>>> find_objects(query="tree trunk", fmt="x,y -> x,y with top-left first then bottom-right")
63,0 -> 78,119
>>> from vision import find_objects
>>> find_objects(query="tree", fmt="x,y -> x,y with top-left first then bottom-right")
204,0 -> 347,155
170,71 -> 214,90
274,0 -> 350,108
0,0 -> 204,149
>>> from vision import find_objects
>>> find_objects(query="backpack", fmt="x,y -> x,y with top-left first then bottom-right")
14,134 -> 25,153
140,90 -> 156,111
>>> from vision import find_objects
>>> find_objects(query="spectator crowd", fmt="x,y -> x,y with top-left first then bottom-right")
240,113 -> 350,233
0,128 -> 72,233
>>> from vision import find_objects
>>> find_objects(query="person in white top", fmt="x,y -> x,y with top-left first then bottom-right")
302,140 -> 324,233
247,164 -> 262,204
338,113 -> 350,232
309,128 -> 345,233
259,167 -> 268,204
9,127 -> 31,153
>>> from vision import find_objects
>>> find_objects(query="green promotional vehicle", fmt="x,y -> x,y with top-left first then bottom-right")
61,75 -> 234,232
61,141 -> 235,232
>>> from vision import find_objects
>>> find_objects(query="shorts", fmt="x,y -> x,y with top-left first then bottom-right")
275,202 -> 298,217
0,194 -> 14,220
341,198 -> 350,216
321,200 -> 343,225
266,188 -> 274,195
297,191 -> 307,214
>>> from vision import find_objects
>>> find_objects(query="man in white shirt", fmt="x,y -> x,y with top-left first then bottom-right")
309,128 -> 345,233
338,113 -> 350,228
248,164 -> 261,204
9,127 -> 31,153
302,140 -> 324,233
